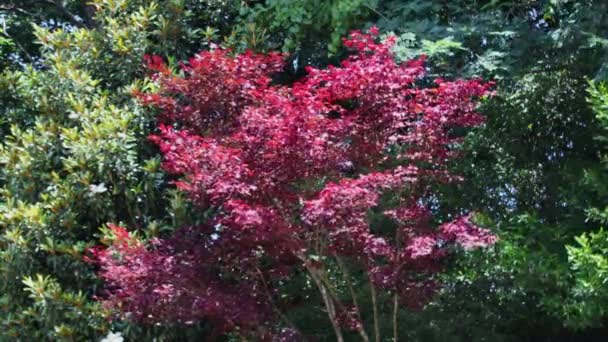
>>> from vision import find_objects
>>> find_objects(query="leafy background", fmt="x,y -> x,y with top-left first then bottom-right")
1,0 -> 608,340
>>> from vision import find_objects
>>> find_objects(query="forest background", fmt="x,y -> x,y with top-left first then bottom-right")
1,0 -> 608,341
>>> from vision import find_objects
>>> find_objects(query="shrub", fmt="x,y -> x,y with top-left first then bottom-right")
92,29 -> 496,341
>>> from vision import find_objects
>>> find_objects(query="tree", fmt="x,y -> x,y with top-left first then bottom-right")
562,80 -> 608,328
366,1 -> 608,339
0,0 -> 95,69
91,29 -> 496,341
3,0 -> 608,340
238,0 -> 375,54
0,0 -> 242,340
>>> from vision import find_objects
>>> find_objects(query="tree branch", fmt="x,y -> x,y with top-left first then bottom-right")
1,1 -> 94,29
336,256 -> 371,342
392,293 -> 399,342
368,274 -> 381,342
254,266 -> 304,339
42,0 -> 88,28
0,22 -> 34,63
307,265 -> 345,342
0,5 -> 35,17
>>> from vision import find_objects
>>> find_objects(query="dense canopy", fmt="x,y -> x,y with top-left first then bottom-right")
1,1 -> 608,341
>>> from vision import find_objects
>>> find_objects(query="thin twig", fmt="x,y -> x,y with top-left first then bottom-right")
1,23 -> 34,63
296,251 -> 344,342
42,0 -> 87,28
336,256 -> 371,342
392,293 -> 399,342
368,273 -> 381,342
393,195 -> 405,342
363,4 -> 389,21
308,265 -> 345,342
0,5 -> 35,17
316,267 -> 370,342
254,266 -> 304,339
336,256 -> 362,314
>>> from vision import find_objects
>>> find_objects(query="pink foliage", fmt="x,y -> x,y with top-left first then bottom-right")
92,28 -> 497,338
89,225 -> 276,337
440,214 -> 499,250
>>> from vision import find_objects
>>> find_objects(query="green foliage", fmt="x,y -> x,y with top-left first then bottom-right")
390,32 -> 465,64
590,81 -> 608,140
565,229 -> 608,327
239,0 -> 375,55
0,0 -> 95,69
0,0 -> 240,71
0,0 -> 238,339
561,81 -> 608,328
367,0 -> 608,340
229,1 -> 608,339
432,214 -> 572,340
375,0 -> 608,79
1,0 -> 608,340
0,27 -> 16,69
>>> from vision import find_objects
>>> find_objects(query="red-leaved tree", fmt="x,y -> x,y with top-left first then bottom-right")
89,28 -> 497,341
